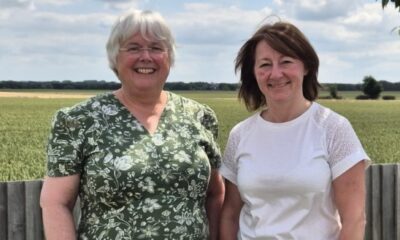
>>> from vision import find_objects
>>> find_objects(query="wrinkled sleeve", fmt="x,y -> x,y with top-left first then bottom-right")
219,127 -> 240,185
327,117 -> 370,180
200,105 -> 222,169
46,109 -> 84,177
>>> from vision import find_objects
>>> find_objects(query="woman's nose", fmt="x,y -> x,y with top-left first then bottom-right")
270,65 -> 283,78
138,49 -> 152,61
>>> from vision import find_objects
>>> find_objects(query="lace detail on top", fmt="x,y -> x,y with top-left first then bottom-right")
312,104 -> 366,168
221,115 -> 258,183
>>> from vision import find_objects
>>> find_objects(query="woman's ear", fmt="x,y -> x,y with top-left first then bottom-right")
304,68 -> 309,76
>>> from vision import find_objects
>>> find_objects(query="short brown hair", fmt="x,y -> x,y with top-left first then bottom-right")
235,21 -> 321,111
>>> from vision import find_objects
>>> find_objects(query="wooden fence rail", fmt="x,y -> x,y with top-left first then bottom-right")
0,163 -> 399,240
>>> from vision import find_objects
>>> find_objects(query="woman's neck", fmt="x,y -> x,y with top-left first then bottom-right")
262,99 -> 312,123
113,88 -> 168,135
114,88 -> 167,114
116,87 -> 165,106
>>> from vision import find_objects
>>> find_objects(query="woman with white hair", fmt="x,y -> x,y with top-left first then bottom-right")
40,9 -> 224,240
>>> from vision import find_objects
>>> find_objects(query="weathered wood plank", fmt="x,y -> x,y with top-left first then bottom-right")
365,166 -> 372,240
371,164 -> 381,240
25,180 -> 44,240
0,182 -> 8,240
7,181 -> 25,240
0,163 -> 400,240
382,164 -> 396,240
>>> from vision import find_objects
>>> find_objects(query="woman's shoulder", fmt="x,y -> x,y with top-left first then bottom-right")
230,112 -> 259,135
168,91 -> 215,114
311,102 -> 349,130
54,92 -> 115,120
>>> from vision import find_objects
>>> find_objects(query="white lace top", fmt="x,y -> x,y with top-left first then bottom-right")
219,102 -> 370,240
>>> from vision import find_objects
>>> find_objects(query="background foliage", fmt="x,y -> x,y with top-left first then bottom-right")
2,80 -> 400,91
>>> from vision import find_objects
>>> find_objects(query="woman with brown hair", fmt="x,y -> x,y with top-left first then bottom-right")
220,21 -> 370,240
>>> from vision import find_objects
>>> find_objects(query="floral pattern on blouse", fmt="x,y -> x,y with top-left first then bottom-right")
46,92 -> 221,240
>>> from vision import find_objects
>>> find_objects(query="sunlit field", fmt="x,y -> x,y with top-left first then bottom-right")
1,90 -> 399,181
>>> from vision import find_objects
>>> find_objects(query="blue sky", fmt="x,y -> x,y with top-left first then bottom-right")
1,0 -> 399,84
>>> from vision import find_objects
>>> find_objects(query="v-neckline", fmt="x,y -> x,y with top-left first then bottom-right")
110,91 -> 171,136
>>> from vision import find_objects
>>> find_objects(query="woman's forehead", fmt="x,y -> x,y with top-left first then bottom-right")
122,32 -> 164,45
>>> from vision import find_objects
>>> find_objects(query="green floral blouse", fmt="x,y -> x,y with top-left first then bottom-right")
46,92 -> 221,240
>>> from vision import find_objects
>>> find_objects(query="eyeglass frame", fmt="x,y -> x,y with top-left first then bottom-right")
119,45 -> 168,56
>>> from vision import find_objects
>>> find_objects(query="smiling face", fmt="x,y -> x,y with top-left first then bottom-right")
253,40 -> 308,105
116,33 -> 170,94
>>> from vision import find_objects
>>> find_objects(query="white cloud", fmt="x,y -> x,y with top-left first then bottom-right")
316,33 -> 400,83
1,11 -> 115,35
278,0 -> 363,20
34,0 -> 75,6
342,4 -> 382,27
162,3 -> 277,83
169,3 -> 273,45
0,0 -> 35,21
0,0 -> 398,83
0,0 -> 34,9
100,0 -> 136,2
320,53 -> 351,69
100,0 -> 140,10
268,1 -> 400,84
0,9 -> 116,70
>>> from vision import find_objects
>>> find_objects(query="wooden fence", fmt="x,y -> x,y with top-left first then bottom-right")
0,163 -> 399,240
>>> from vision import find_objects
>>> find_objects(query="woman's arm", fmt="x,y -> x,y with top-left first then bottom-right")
206,169 -> 225,240
40,174 -> 80,240
220,179 -> 244,240
333,160 -> 367,240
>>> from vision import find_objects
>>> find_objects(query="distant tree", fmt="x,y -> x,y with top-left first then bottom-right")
165,82 -> 190,90
362,76 -> 383,99
331,83 -> 361,91
379,80 -> 400,90
217,83 -> 238,91
328,84 -> 340,99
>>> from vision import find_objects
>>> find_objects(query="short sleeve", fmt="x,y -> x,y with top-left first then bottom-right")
327,117 -> 370,179
219,127 -> 240,185
200,105 -> 222,169
46,109 -> 85,177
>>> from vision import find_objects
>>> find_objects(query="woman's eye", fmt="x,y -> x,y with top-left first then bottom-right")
127,47 -> 140,52
260,63 -> 271,68
150,46 -> 165,53
281,58 -> 295,64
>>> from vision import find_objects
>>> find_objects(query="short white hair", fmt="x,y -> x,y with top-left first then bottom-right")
106,9 -> 176,75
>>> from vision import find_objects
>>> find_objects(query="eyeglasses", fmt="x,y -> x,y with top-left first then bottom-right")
119,46 -> 167,56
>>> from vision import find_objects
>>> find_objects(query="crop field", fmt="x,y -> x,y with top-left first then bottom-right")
1,90 -> 400,181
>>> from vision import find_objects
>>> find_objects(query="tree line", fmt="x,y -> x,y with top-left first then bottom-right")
0,79 -> 400,91
324,80 -> 400,91
0,80 -> 240,91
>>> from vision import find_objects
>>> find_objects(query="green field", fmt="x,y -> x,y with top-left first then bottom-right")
1,90 -> 399,181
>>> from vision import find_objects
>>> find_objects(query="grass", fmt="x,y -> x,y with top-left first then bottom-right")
0,89 -> 108,94
0,90 -> 399,181
320,100 -> 400,163
0,98 -> 80,181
